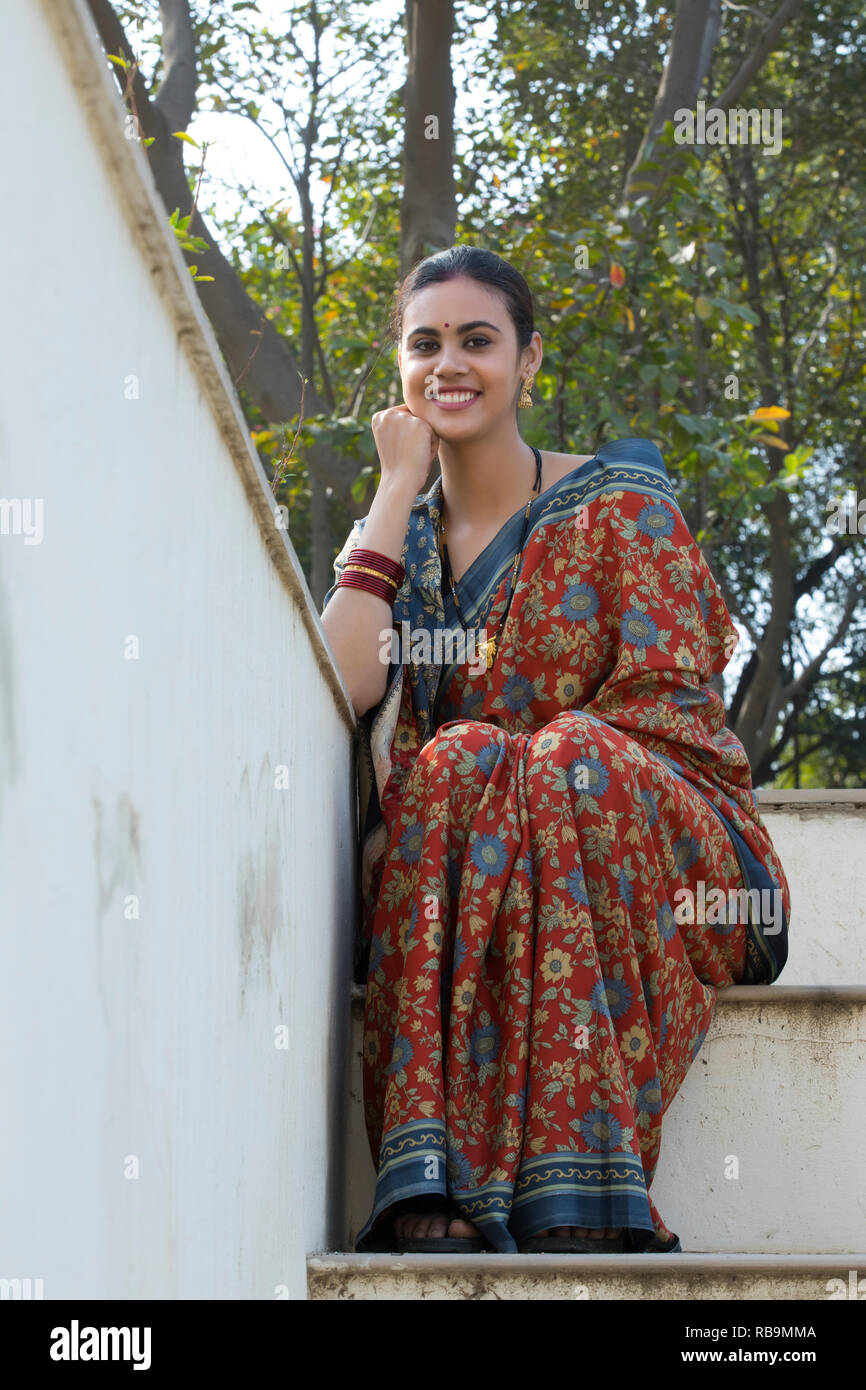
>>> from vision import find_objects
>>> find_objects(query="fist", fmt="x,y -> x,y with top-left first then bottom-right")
371,403 -> 440,496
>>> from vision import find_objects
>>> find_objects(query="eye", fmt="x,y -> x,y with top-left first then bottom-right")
410,335 -> 491,351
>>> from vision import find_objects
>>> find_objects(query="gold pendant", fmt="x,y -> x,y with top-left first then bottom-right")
480,634 -> 497,670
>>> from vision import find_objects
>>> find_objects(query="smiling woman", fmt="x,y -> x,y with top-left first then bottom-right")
320,244 -> 791,1257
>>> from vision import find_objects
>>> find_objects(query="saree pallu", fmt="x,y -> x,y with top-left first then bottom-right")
322,437 -> 791,1253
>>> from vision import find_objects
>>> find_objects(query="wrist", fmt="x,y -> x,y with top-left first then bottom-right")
374,474 -> 422,508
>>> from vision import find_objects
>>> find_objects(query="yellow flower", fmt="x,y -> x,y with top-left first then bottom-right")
620,1025 -> 651,1063
554,674 -> 581,705
534,727 -> 564,753
395,720 -> 419,751
505,929 -> 527,963
498,1119 -> 521,1148
675,645 -> 696,672
452,980 -> 477,1016
423,924 -> 444,954
363,1030 -> 380,1065
540,947 -> 574,984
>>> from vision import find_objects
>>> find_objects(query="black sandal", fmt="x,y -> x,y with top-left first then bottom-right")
518,1230 -> 627,1253
624,1227 -> 683,1253
391,1200 -> 491,1253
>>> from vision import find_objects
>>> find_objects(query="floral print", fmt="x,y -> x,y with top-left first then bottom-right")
323,438 -> 790,1253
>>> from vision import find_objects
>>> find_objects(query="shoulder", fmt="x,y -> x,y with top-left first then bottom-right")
540,449 -> 595,490
542,438 -> 669,487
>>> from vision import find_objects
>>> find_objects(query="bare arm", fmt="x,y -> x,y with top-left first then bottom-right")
321,403 -> 441,718
321,478 -> 418,716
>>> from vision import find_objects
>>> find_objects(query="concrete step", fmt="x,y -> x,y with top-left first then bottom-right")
757,790 -> 866,985
308,1251 -> 866,1301
344,986 -> 866,1254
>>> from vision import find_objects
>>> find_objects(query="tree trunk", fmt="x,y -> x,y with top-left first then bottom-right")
86,0 -> 359,514
399,0 -> 458,275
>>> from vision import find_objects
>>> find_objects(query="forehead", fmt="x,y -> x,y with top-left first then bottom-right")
403,276 -> 506,329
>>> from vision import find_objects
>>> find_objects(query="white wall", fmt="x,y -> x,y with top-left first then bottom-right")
0,0 -> 357,1299
756,799 -> 866,984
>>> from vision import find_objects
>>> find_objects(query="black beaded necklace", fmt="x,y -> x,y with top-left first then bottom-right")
437,445 -> 543,672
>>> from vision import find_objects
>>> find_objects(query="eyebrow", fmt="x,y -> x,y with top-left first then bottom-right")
407,320 -> 502,338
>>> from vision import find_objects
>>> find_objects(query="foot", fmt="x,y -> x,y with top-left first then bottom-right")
536,1225 -> 623,1240
393,1210 -> 482,1241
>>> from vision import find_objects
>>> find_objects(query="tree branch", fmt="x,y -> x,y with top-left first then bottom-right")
152,0 -> 197,133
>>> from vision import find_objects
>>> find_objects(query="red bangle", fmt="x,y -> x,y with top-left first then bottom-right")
348,547 -> 405,585
337,570 -> 397,603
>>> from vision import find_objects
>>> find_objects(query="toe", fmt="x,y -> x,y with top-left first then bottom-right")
448,1217 -> 480,1238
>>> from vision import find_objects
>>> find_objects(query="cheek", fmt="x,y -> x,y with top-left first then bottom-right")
406,367 -> 436,397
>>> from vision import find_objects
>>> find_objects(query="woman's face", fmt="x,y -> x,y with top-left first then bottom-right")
397,275 -> 540,438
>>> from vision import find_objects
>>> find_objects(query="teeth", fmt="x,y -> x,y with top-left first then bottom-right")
437,391 -> 478,402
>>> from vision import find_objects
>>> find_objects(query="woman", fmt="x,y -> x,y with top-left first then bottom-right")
320,244 -> 790,1256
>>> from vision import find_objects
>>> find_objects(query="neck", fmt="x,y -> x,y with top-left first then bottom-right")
437,422 -> 538,527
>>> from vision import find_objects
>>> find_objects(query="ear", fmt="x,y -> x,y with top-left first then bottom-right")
525,330 -> 543,376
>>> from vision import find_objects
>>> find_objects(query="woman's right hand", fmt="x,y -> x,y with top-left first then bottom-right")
371,403 -> 440,498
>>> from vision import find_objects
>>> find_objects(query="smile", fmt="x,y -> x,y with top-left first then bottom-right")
432,390 -> 481,408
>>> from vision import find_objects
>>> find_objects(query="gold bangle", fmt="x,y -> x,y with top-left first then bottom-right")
343,563 -> 397,585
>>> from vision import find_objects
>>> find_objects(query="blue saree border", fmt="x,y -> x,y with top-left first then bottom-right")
354,1120 -> 659,1254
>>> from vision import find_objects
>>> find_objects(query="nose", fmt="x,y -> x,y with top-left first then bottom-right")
432,341 -> 468,374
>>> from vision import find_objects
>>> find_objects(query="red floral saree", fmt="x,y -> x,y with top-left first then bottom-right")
322,437 -> 790,1254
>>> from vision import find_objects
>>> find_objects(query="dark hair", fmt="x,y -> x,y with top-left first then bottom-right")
387,244 -> 536,355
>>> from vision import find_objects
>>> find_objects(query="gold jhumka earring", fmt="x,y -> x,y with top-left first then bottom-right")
518,374 -> 534,409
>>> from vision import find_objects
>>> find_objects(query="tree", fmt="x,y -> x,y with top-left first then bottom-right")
90,0 -> 410,600
456,0 -> 866,780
